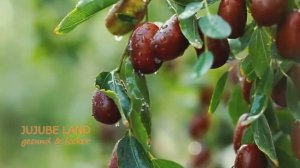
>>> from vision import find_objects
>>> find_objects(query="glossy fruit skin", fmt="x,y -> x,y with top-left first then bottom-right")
235,144 -> 267,168
108,142 -> 119,168
233,114 -> 249,152
291,120 -> 300,160
218,0 -> 247,38
105,0 -> 146,35
189,113 -> 210,139
271,77 -> 287,107
151,15 -> 189,61
130,22 -> 162,74
242,78 -> 252,104
276,11 -> 300,61
251,0 -> 286,26
196,38 -> 230,69
92,89 -> 121,125
191,148 -> 211,168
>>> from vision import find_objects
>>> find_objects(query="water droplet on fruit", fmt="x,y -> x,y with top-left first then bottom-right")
115,122 -> 120,127
114,35 -> 123,41
162,24 -> 168,29
154,57 -> 161,64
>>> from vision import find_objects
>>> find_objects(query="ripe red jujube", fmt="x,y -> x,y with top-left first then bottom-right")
276,11 -> 300,61
271,77 -> 287,107
189,113 -> 210,139
218,0 -> 247,38
92,89 -> 121,125
151,15 -> 189,61
251,0 -> 286,26
130,22 -> 162,74
291,120 -> 300,160
196,38 -> 230,69
233,114 -> 250,152
235,144 -> 267,168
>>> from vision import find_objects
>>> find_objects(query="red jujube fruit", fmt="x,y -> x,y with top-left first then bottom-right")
130,22 -> 162,74
189,113 -> 210,139
251,0 -> 286,26
151,15 -> 189,61
276,11 -> 300,61
235,144 -> 267,168
218,0 -> 247,38
196,38 -> 230,69
92,89 -> 121,125
291,120 -> 300,160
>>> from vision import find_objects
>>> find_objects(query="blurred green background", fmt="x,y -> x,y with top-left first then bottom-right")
0,0 -> 236,167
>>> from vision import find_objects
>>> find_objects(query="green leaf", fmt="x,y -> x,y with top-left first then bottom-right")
179,2 -> 204,20
129,105 -> 150,150
241,127 -> 254,144
169,3 -> 203,49
277,148 -> 300,168
198,15 -> 231,39
249,27 -> 272,78
228,86 -> 249,124
117,135 -> 153,168
123,58 -> 150,104
193,51 -> 213,77
275,133 -> 294,156
209,71 -> 228,113
95,71 -> 131,119
229,22 -> 255,55
179,16 -> 203,49
246,69 -> 273,124
287,76 -> 300,119
54,0 -> 118,34
264,101 -> 279,131
252,115 -> 278,167
240,56 -> 257,81
152,159 -> 183,168
276,109 -> 295,134
121,58 -> 151,150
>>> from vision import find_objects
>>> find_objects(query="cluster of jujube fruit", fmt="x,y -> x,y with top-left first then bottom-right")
88,0 -> 300,167
130,15 -> 189,74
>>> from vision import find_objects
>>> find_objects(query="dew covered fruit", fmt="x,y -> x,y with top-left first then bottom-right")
189,113 -> 210,139
105,0 -> 146,35
251,0 -> 286,26
233,114 -> 249,152
276,11 -> 300,61
130,22 -> 162,74
196,38 -> 230,69
235,144 -> 267,168
151,15 -> 189,61
218,0 -> 247,38
92,89 -> 121,124
291,120 -> 300,160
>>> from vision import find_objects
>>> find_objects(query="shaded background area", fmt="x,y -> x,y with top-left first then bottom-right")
0,0 -> 235,167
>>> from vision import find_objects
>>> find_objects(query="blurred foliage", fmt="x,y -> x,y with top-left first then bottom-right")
0,0 -> 236,167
